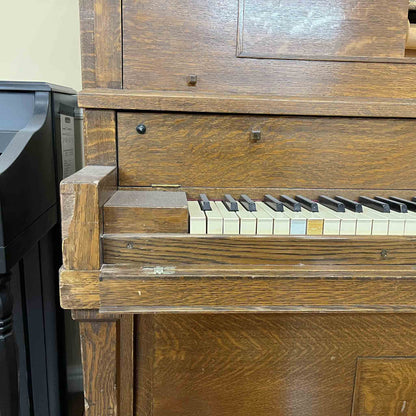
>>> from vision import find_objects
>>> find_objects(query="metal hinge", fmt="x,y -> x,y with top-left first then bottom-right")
151,184 -> 181,188
142,266 -> 176,275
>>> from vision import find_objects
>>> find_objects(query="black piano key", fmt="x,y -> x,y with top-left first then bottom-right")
334,196 -> 363,213
222,194 -> 238,211
374,196 -> 407,213
359,196 -> 390,213
239,194 -> 256,211
295,195 -> 318,212
263,194 -> 283,212
318,195 -> 345,212
390,196 -> 416,212
280,195 -> 301,212
198,193 -> 211,211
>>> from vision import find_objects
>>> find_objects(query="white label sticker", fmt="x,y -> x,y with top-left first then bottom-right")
60,114 -> 76,178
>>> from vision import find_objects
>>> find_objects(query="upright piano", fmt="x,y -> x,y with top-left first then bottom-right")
62,1 -> 416,415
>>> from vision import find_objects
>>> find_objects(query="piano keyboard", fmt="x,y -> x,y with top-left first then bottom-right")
188,195 -> 416,235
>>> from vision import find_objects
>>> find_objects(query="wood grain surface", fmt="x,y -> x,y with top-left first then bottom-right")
61,166 -> 116,270
134,313 -> 416,416
59,269 -> 100,309
238,0 -> 408,60
99,264 -> 416,313
118,113 -> 416,189
352,358 -> 416,415
104,191 -> 188,234
79,320 -> 118,416
78,90 -> 416,118
103,234 -> 416,266
122,0 -> 416,97
83,110 -> 117,166
79,0 -> 122,88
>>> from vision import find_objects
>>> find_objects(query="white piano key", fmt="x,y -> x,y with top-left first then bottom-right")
257,202 -> 290,235
361,207 -> 389,235
316,204 -> 340,235
188,201 -> 206,234
235,202 -> 256,235
300,209 -> 324,235
363,208 -> 405,236
206,201 -> 223,234
215,201 -> 239,235
318,205 -> 357,235
283,209 -> 307,235
250,204 -> 273,235
404,211 -> 416,235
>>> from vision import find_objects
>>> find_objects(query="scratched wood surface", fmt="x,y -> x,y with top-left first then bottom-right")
351,358 -> 416,415
118,113 -> 416,189
61,166 -> 116,270
122,0 -> 416,97
78,90 -> 416,118
83,110 -> 117,166
99,264 -> 416,313
79,0 -> 122,88
103,234 -> 416,266
134,313 -> 416,416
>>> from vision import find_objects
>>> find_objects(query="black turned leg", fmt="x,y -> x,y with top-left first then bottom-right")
0,273 -> 18,416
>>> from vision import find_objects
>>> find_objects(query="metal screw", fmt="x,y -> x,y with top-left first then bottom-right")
136,124 -> 146,134
187,75 -> 198,86
380,249 -> 388,259
127,242 -> 134,249
251,130 -> 261,142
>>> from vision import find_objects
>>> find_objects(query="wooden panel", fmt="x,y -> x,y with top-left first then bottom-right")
104,191 -> 188,234
122,0 -> 416,98
134,314 -> 416,416
117,113 -> 416,189
79,320 -> 117,416
99,265 -> 416,313
103,234 -> 416,266
118,315 -> 134,416
79,0 -> 122,88
59,268 -> 100,309
352,358 -> 416,416
237,0 -> 408,60
83,110 -> 117,166
61,166 -> 116,270
78,90 -> 416,118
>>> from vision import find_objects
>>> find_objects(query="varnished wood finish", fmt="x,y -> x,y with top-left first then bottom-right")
78,88 -> 416,117
83,110 -> 117,166
61,166 -> 116,269
78,90 -> 416,118
237,0 -> 408,60
118,113 -> 416,189
134,314 -> 416,416
352,358 -> 416,416
79,0 -> 122,88
99,264 -> 416,313
79,319 -> 117,416
122,0 -> 416,98
59,269 -> 100,309
104,191 -> 188,234
103,234 -> 416,266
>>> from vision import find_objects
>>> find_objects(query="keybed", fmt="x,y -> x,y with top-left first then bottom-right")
188,195 -> 416,235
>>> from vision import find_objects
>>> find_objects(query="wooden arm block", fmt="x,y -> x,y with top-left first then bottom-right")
61,165 -> 116,270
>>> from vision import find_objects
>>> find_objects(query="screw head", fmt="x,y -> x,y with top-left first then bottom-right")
136,124 -> 146,134
380,249 -> 388,259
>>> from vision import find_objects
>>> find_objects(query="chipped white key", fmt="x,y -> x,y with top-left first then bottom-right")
236,202 -> 256,235
316,204 -> 340,235
250,204 -> 273,235
362,207 -> 389,235
215,201 -> 239,235
257,202 -> 290,235
206,201 -> 223,234
188,201 -> 206,234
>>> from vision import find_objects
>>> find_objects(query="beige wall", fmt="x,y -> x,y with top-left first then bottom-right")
0,0 -> 82,91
